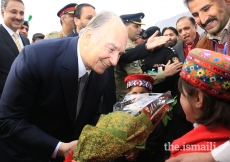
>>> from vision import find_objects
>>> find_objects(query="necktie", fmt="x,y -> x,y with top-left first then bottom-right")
12,33 -> 22,52
76,72 -> 89,119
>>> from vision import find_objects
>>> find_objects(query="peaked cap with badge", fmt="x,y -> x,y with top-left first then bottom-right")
45,3 -> 77,39
57,3 -> 77,17
120,12 -> 145,25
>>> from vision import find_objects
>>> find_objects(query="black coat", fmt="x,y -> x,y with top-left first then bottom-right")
68,30 -> 79,37
141,46 -> 179,94
0,24 -> 30,97
0,37 -> 108,161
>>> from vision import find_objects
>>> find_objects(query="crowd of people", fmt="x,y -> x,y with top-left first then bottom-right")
0,0 -> 230,161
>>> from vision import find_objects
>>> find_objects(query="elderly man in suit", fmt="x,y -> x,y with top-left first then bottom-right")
173,16 -> 200,62
0,11 -> 127,162
0,0 -> 30,97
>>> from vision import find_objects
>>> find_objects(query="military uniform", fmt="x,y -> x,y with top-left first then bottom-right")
114,13 -> 146,101
44,3 -> 77,39
45,29 -> 67,39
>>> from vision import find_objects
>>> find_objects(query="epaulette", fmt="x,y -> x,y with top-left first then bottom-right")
167,47 -> 177,55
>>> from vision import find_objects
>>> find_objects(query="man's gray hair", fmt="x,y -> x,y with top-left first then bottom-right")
1,0 -> 24,10
79,11 -> 120,37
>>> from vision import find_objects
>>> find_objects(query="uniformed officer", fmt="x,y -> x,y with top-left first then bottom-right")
45,3 -> 77,39
18,15 -> 32,38
114,12 -> 146,101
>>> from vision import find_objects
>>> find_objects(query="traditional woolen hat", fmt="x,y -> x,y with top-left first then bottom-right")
180,48 -> 230,101
124,74 -> 154,91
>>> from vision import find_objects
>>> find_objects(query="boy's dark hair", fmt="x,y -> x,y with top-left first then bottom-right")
162,27 -> 178,36
32,33 -> 44,42
176,16 -> 196,26
178,77 -> 230,129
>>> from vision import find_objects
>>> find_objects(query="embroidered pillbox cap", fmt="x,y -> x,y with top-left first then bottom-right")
180,48 -> 230,101
124,74 -> 154,91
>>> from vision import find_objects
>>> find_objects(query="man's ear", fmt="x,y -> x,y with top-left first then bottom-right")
194,23 -> 198,30
82,28 -> 92,46
73,17 -> 79,26
1,9 -> 4,18
61,16 -> 65,24
84,28 -> 92,39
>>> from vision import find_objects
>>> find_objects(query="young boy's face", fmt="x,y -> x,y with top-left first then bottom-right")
129,86 -> 150,94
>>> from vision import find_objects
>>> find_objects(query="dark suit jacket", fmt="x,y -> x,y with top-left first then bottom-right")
0,24 -> 30,97
172,41 -> 186,62
0,37 -> 108,162
68,30 -> 79,37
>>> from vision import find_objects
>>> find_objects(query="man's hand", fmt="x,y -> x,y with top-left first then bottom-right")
165,152 -> 215,162
164,60 -> 183,77
145,30 -> 170,50
57,140 -> 78,157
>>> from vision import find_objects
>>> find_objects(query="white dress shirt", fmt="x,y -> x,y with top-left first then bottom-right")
212,140 -> 230,162
2,23 -> 24,48
52,38 -> 90,158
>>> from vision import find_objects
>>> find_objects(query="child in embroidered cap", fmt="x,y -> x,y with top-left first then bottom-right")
124,74 -> 154,94
169,48 -> 230,158
118,74 -> 154,161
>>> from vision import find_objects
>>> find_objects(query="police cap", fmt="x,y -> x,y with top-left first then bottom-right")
57,3 -> 78,17
120,12 -> 145,25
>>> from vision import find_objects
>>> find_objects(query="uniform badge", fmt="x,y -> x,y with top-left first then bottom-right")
142,33 -> 147,38
132,60 -> 139,67
126,43 -> 135,49
59,33 -> 64,38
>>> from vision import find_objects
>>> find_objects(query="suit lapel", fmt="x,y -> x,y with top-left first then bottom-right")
178,42 -> 185,62
60,37 -> 79,125
20,34 -> 30,46
0,24 -> 19,56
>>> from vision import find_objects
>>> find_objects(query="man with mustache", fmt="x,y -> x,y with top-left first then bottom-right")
162,26 -> 179,48
114,13 -> 174,101
166,0 -> 230,161
0,0 -> 30,98
173,16 -> 200,62
188,0 -> 230,55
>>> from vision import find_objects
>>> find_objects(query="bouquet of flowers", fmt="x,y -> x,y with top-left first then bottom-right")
67,91 -> 176,162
